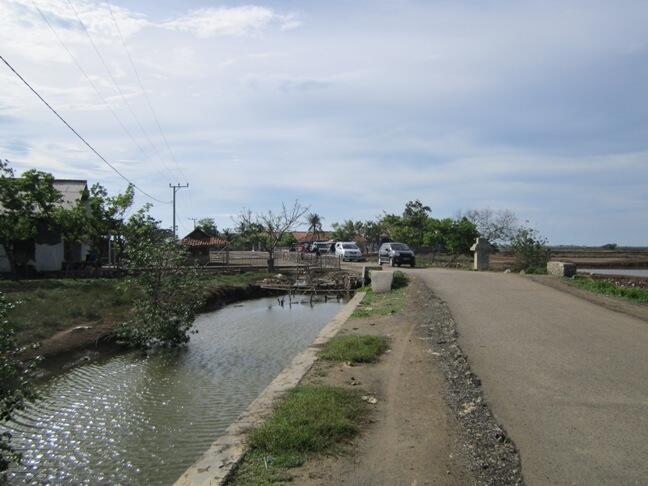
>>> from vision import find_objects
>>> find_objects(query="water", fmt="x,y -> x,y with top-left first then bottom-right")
580,268 -> 648,277
4,297 -> 345,485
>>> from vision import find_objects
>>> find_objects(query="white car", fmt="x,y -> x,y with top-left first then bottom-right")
335,242 -> 363,261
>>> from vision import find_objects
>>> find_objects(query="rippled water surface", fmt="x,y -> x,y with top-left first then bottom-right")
5,297 -> 345,485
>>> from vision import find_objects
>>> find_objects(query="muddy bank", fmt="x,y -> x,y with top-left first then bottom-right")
33,285 -> 279,371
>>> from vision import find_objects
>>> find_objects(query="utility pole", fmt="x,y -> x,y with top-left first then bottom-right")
169,183 -> 189,238
188,217 -> 198,229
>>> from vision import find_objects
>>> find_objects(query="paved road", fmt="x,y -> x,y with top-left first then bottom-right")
413,268 -> 648,486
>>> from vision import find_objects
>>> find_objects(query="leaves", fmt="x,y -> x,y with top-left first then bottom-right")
117,208 -> 204,347
0,292 -> 39,472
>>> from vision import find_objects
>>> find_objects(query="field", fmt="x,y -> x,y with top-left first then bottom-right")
490,248 -> 648,271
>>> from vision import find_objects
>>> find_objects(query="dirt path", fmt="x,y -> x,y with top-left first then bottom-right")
291,278 -> 472,485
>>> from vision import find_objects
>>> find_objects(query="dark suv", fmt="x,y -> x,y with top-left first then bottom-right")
378,242 -> 416,267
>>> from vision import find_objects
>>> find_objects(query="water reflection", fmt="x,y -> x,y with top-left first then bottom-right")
5,297 -> 345,485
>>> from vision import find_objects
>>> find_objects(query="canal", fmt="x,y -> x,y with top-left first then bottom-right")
5,296 -> 346,485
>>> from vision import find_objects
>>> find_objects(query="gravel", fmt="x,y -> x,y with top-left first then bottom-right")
413,286 -> 525,486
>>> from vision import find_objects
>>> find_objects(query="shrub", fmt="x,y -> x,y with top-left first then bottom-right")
0,293 -> 39,473
511,227 -> 550,272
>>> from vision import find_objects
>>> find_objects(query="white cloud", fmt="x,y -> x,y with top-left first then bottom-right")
159,6 -> 299,38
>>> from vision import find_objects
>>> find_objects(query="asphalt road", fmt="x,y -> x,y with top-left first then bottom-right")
413,268 -> 648,486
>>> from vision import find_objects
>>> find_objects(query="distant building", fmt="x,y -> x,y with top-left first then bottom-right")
180,228 -> 228,264
291,231 -> 332,244
0,179 -> 90,273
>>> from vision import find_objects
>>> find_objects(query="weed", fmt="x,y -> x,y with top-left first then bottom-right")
232,385 -> 367,485
391,271 -> 409,289
319,335 -> 387,363
570,277 -> 648,304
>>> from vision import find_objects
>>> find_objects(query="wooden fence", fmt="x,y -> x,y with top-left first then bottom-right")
208,250 -> 340,270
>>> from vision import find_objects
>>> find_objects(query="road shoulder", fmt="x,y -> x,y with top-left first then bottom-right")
287,276 -> 473,485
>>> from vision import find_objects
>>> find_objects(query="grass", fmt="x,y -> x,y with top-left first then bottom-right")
319,335 -> 387,363
570,276 -> 648,304
231,385 -> 367,485
415,253 -> 472,269
352,271 -> 408,318
0,271 -> 272,344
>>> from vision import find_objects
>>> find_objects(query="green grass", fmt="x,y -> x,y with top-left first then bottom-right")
570,276 -> 648,304
231,385 -> 367,485
352,271 -> 408,318
415,253 -> 472,269
0,271 -> 272,344
319,335 -> 387,363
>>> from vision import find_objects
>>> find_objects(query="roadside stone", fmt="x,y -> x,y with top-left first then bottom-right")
547,261 -> 577,277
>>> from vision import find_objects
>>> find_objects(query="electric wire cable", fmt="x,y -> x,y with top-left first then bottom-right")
28,0 -> 172,187
105,0 -> 190,184
65,0 -> 183,183
104,0 -> 196,213
0,54 -> 171,204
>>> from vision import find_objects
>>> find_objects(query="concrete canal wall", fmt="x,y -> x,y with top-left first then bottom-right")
175,292 -> 366,486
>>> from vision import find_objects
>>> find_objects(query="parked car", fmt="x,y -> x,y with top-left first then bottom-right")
310,241 -> 331,255
335,242 -> 363,261
378,242 -> 415,267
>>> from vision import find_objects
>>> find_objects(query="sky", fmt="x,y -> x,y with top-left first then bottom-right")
1,0 -> 647,244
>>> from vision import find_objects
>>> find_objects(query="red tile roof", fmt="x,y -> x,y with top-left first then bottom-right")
181,236 -> 228,247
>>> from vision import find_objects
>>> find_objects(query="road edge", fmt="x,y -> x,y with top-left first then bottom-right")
416,280 -> 525,485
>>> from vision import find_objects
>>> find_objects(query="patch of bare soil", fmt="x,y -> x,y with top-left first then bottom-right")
291,278 -> 473,485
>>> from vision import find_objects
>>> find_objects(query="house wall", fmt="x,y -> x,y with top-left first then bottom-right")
35,242 -> 64,272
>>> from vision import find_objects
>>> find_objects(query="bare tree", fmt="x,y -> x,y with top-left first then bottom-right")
459,208 -> 519,245
236,201 -> 309,270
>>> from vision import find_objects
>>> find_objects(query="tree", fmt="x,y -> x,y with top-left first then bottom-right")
361,220 -> 385,252
331,220 -> 363,242
441,218 -> 479,256
460,208 -> 519,245
196,218 -> 218,236
58,183 -> 135,267
234,214 -> 267,251
306,213 -> 324,242
510,226 -> 550,272
0,160 -> 63,277
117,208 -> 203,347
0,293 -> 39,472
235,201 -> 309,270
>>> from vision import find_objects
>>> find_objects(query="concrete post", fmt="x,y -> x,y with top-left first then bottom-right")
470,237 -> 493,271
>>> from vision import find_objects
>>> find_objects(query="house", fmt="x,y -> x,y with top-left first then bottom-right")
180,228 -> 228,264
0,179 -> 90,273
291,231 -> 332,244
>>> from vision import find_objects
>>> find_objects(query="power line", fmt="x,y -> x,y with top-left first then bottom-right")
105,0 -> 189,184
0,54 -> 170,204
65,0 -> 183,183
28,0 -> 171,187
104,1 -> 197,219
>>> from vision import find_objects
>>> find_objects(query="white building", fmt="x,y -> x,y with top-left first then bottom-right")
0,179 -> 90,273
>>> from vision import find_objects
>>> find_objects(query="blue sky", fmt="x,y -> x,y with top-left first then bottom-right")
1,0 -> 647,244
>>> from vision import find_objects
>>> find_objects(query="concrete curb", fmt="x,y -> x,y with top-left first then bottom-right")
174,292 -> 366,486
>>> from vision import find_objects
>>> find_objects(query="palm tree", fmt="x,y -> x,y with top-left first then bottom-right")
307,213 -> 324,243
